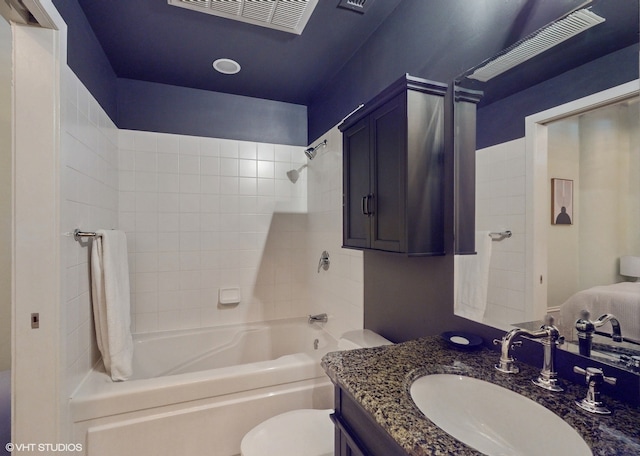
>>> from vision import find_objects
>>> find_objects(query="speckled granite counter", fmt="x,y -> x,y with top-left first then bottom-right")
321,336 -> 640,455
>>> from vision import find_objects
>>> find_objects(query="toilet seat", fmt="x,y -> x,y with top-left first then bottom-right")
240,409 -> 333,456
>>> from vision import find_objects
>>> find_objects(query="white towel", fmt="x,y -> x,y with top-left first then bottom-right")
91,230 -> 133,381
454,231 -> 493,321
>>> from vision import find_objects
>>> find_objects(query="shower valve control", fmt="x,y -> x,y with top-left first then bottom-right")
318,251 -> 330,273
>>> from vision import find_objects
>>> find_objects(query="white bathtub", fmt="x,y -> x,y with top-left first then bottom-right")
71,318 -> 337,456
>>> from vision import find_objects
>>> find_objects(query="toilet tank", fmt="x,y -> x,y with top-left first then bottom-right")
337,330 -> 393,350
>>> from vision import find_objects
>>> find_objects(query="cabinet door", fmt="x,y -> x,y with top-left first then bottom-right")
332,414 -> 368,456
370,94 -> 406,252
343,117 -> 371,249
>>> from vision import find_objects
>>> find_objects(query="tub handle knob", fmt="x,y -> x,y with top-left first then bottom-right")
318,251 -> 330,273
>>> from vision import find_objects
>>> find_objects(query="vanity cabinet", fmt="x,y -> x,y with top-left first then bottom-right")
340,75 -> 447,256
331,385 -> 407,456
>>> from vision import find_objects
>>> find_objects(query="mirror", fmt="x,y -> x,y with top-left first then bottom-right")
453,0 -> 640,373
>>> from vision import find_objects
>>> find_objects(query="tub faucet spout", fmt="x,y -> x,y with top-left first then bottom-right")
308,313 -> 328,324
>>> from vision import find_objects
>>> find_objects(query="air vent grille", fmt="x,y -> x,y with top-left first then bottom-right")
242,1 -> 274,22
468,8 -> 605,82
169,0 -> 318,35
337,0 -> 374,14
209,0 -> 242,15
180,0 -> 210,7
272,0 -> 308,29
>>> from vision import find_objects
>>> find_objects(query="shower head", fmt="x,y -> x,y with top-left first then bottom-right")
286,164 -> 307,183
304,139 -> 327,160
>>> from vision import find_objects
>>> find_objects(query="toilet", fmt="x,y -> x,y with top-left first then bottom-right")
240,329 -> 392,456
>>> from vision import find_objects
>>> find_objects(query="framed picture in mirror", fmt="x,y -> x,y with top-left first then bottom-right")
551,178 -> 573,225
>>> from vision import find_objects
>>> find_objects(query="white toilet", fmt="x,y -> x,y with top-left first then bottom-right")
240,329 -> 392,456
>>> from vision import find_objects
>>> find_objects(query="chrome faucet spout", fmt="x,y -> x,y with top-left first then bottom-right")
576,311 -> 622,357
494,327 -> 546,374
494,315 -> 564,392
594,314 -> 623,342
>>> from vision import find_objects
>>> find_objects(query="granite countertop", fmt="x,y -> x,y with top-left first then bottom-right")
321,336 -> 640,455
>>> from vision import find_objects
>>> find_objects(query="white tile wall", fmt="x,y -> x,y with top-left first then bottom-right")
119,130 -> 313,332
305,127 -> 364,339
60,66 -> 119,396
58,74 -> 364,397
476,138 -> 527,325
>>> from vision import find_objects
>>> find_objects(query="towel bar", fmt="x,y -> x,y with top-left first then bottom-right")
73,229 -> 102,241
489,230 -> 512,240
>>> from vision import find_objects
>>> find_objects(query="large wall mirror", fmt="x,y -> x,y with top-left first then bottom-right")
454,0 -> 640,373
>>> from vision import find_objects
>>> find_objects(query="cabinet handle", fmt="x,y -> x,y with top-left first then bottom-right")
361,194 -> 374,216
361,196 -> 369,215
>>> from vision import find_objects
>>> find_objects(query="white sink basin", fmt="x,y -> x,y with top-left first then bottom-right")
410,374 -> 591,456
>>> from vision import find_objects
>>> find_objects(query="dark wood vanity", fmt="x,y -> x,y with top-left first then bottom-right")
323,337 -> 640,456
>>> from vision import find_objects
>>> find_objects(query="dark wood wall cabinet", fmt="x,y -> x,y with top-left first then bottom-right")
453,85 -> 483,255
340,75 -> 448,256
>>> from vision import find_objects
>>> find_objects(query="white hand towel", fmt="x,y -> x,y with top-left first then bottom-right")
91,230 -> 133,381
454,231 -> 493,321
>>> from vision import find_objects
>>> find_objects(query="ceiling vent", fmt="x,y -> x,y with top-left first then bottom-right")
337,0 -> 374,14
467,8 -> 605,82
168,0 -> 319,35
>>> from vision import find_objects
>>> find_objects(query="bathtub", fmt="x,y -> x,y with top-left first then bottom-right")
71,318 -> 337,456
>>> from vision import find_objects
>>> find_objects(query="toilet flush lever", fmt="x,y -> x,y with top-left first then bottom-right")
317,251 -> 330,273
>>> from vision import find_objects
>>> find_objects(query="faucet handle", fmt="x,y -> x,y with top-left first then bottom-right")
573,366 -> 616,414
574,366 -> 617,385
317,250 -> 330,273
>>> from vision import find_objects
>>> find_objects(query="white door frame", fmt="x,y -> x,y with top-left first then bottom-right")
524,79 -> 640,321
10,0 -> 69,446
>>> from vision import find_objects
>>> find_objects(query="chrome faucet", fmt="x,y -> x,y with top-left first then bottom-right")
573,366 -> 617,415
594,313 -> 622,341
308,313 -> 328,324
575,310 -> 622,357
493,315 -> 564,392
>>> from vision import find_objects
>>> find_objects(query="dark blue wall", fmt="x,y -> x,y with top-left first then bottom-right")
306,0 -> 589,143
54,0 -> 307,146
477,44 -> 639,150
56,0 -> 591,146
117,79 -> 307,146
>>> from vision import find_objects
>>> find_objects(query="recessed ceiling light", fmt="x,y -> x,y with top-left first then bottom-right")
213,58 -> 241,75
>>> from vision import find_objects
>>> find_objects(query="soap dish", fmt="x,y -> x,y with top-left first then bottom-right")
440,331 -> 483,350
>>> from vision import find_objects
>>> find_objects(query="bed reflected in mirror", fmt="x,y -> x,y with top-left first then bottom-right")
514,96 -> 640,373
470,90 -> 640,374
452,0 -> 640,374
